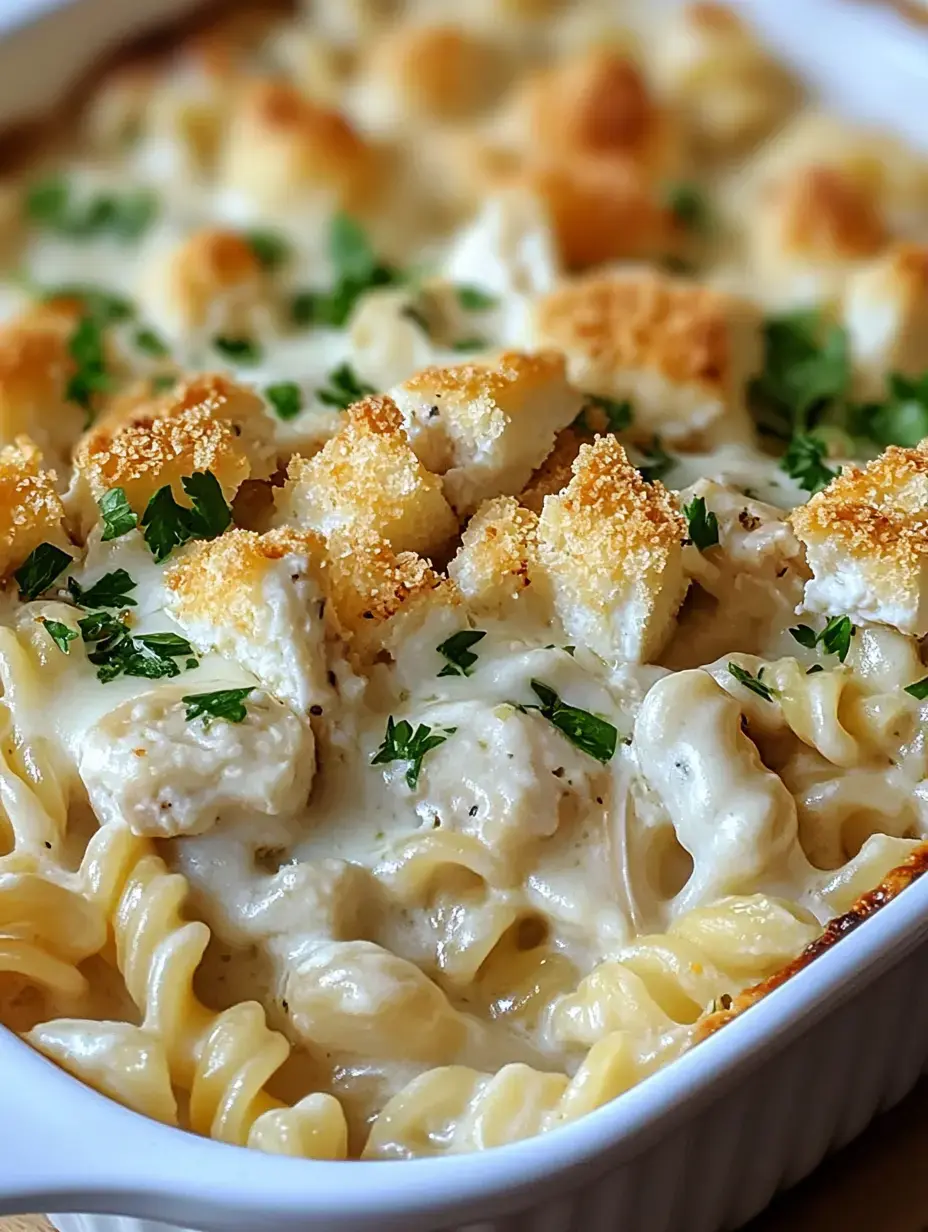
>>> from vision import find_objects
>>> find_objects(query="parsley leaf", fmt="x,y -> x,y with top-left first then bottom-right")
437,629 -> 486,677
291,214 -> 401,330
526,679 -> 617,763
750,311 -> 850,441
14,543 -> 73,601
727,662 -> 776,702
80,616 -> 197,683
40,619 -> 78,655
635,437 -> 675,484
371,716 -> 454,788
451,336 -> 487,352
66,314 -> 111,416
213,336 -> 262,364
140,471 -> 231,563
316,362 -> 375,410
665,182 -> 711,232
789,615 -> 855,662
849,372 -> 928,449
456,285 -> 498,311
26,177 -> 158,241
265,381 -> 303,421
904,676 -> 928,700
99,488 -> 138,541
133,327 -> 169,358
683,495 -> 719,551
780,432 -> 837,493
245,229 -> 291,271
68,568 -> 137,609
183,687 -> 253,726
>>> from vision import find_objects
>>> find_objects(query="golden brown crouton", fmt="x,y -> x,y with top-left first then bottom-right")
220,79 -> 383,214
274,394 -> 457,557
532,270 -> 761,445
843,244 -> 928,398
519,428 -> 585,514
789,444 -> 928,636
449,496 -> 545,620
0,437 -> 69,578
71,374 -> 275,534
139,227 -> 269,342
537,436 -> 688,661
165,526 -> 333,712
390,350 -> 581,517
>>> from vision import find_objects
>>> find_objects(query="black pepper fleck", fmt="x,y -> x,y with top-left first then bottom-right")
310,704 -> 323,716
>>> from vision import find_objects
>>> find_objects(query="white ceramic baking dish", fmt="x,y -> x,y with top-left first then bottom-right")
0,2 -> 927,1231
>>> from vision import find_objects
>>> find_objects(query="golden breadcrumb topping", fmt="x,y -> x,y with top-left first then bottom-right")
449,496 -> 541,613
769,165 -> 887,259
0,437 -> 68,576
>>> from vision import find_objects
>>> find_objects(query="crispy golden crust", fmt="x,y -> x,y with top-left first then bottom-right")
697,841 -> 928,1042
449,496 -> 540,612
0,437 -> 68,576
149,227 -> 266,332
0,313 -> 87,464
789,444 -> 928,558
164,525 -> 325,633
533,270 -> 734,393
519,427 -> 585,514
519,49 -> 677,176
401,348 -> 567,409
221,79 -> 382,212
363,23 -> 505,122
275,395 -> 457,557
767,164 -> 887,260
73,374 -> 272,522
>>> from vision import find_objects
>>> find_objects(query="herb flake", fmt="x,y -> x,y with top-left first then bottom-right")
265,381 -> 303,421
68,568 -> 137,609
15,543 -> 73,601
727,662 -> 776,702
41,619 -> 78,655
99,488 -> 138,541
183,687 -> 253,726
683,495 -> 719,551
525,680 -> 617,763
371,716 -> 454,788
316,362 -> 375,410
904,676 -> 928,700
437,629 -> 486,678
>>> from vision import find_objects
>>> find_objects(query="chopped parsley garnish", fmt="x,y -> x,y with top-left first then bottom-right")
789,615 -> 855,663
523,680 -> 617,764
316,362 -> 375,410
455,285 -> 498,312
14,543 -> 73,601
750,311 -> 850,442
140,471 -> 232,563
780,432 -> 837,493
133,327 -> 169,358
99,488 -> 138,541
68,568 -> 137,609
635,437 -> 675,484
42,285 -> 134,323
40,619 -> 78,655
66,314 -> 111,416
245,229 -> 291,271
848,372 -> 928,449
727,662 -> 776,702
683,495 -> 719,551
451,336 -> 488,352
665,182 -> 711,232
436,629 -> 486,678
265,381 -> 303,421
183,687 -> 253,726
806,664 -> 824,675
291,213 -> 401,329
26,177 -> 158,241
904,677 -> 928,700
371,716 -> 455,789
213,336 -> 262,365
79,615 -> 197,683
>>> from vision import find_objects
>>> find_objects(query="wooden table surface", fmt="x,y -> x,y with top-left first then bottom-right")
4,1080 -> 928,1232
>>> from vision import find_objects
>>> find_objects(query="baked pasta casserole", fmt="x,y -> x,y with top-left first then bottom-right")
1,0 -> 928,1162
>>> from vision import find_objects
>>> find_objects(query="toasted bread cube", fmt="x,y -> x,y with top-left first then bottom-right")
651,3 -> 800,157
138,227 -> 270,343
220,80 -> 382,216
515,48 -> 682,180
748,165 -> 887,307
537,436 -> 688,662
519,427 -> 585,514
357,23 -> 507,131
321,527 -> 458,666
843,244 -> 928,399
532,270 -> 761,446
71,374 -> 275,535
0,310 -> 88,474
790,445 -> 928,635
165,527 -> 333,712
449,496 -> 545,619
390,350 -> 581,517
0,437 -> 69,578
275,395 -> 457,557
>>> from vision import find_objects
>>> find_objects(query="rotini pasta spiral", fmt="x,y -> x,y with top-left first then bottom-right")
78,824 -> 348,1158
